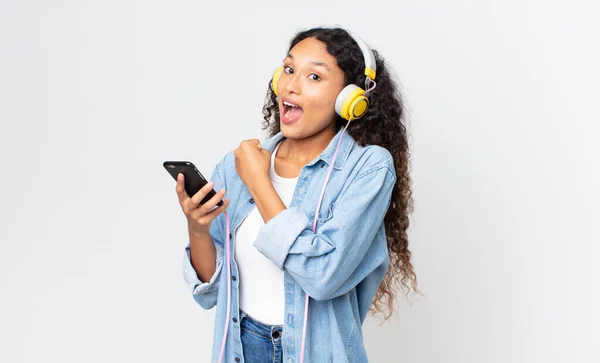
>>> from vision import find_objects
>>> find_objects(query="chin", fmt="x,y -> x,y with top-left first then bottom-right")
280,124 -> 305,139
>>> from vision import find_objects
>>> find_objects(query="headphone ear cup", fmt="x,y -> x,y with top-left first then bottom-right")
335,84 -> 369,120
272,67 -> 284,97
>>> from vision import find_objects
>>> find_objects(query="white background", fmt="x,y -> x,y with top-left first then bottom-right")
1,0 -> 599,362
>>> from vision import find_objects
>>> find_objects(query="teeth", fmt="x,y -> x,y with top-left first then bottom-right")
283,101 -> 298,108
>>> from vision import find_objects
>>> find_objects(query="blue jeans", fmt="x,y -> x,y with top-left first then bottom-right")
240,311 -> 283,363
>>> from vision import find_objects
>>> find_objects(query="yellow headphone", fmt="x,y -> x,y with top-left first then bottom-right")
271,31 -> 377,121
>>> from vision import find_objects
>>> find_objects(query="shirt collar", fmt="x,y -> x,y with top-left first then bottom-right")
263,128 -> 355,170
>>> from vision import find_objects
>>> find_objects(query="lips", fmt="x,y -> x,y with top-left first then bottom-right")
281,99 -> 304,124
283,100 -> 303,112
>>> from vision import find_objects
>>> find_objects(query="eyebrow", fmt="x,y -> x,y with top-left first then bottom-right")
286,53 -> 330,71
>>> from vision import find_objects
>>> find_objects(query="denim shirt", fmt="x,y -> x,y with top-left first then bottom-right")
182,128 -> 396,363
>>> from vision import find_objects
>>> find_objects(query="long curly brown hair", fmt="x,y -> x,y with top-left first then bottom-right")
261,27 -> 420,320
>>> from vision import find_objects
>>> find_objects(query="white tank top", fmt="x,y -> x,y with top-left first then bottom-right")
235,139 -> 297,325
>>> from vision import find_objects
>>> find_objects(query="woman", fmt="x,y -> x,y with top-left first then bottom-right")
177,27 -> 419,363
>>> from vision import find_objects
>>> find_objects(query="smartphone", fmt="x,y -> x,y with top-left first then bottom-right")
163,161 -> 223,206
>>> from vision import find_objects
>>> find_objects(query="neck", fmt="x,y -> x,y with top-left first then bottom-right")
278,124 -> 337,167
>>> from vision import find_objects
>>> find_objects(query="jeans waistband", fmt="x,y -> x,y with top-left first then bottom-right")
240,310 -> 283,340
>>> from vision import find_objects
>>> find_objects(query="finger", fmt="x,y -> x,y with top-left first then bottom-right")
249,139 -> 262,149
187,181 -> 216,210
201,187 -> 227,213
190,187 -> 226,217
202,198 -> 231,221
175,173 -> 188,204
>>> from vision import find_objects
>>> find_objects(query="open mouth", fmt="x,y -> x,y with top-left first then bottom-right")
282,101 -> 304,122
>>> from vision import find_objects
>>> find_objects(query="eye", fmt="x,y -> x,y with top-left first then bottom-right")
284,66 -> 294,74
308,74 -> 321,81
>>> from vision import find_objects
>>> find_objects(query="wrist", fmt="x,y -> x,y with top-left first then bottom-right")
248,173 -> 272,195
188,224 -> 211,240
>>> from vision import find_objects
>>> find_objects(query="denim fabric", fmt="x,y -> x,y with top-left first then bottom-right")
240,311 -> 283,363
182,128 -> 396,362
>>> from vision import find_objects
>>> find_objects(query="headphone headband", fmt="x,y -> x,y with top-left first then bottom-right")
348,31 -> 377,80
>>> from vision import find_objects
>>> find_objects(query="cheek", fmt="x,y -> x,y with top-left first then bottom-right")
305,89 -> 339,115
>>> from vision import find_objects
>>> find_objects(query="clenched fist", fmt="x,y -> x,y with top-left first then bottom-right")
234,139 -> 271,192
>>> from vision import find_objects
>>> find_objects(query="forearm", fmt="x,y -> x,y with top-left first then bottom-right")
188,230 -> 217,283
248,176 -> 286,224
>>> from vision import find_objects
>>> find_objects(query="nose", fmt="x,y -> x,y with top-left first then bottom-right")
283,72 -> 301,95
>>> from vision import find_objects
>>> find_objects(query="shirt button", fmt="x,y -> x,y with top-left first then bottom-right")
233,317 -> 238,323
229,233 -> 232,239
321,163 -> 325,168
235,358 -> 241,362
232,275 -> 237,281
249,198 -> 255,204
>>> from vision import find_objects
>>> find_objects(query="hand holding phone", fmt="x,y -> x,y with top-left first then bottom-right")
164,161 -> 230,235
163,161 -> 223,206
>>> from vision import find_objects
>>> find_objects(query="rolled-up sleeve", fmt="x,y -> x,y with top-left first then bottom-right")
252,208 -> 312,269
182,244 -> 223,309
253,160 -> 396,301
